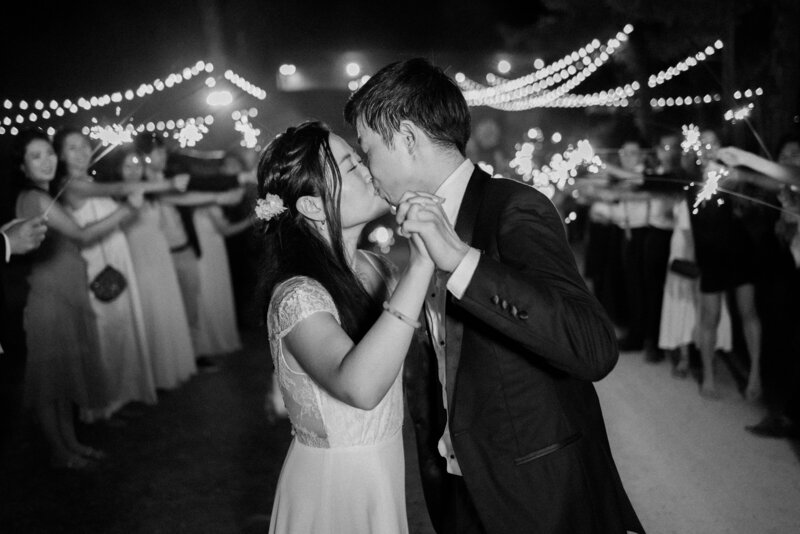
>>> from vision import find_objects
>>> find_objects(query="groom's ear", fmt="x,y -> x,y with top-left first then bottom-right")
295,195 -> 325,222
398,120 -> 418,155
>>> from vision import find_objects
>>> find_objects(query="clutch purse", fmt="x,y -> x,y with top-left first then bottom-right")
90,264 -> 128,302
669,258 -> 700,279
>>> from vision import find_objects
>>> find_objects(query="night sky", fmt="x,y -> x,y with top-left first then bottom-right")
0,0 -> 544,98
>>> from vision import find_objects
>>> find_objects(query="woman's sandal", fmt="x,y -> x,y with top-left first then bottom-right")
79,447 -> 107,461
51,453 -> 93,472
68,445 -> 107,461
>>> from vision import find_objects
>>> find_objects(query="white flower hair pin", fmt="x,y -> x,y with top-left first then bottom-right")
255,193 -> 287,221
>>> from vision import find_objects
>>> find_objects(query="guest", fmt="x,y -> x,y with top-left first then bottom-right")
136,134 -> 244,371
13,129 -> 135,468
116,147 -> 197,389
717,136 -> 800,436
603,140 -> 650,351
640,134 -> 682,363
54,127 -> 156,420
685,129 -> 762,399
192,201 -> 253,356
219,147 -> 262,328
658,197 -> 732,377
0,214 -> 46,459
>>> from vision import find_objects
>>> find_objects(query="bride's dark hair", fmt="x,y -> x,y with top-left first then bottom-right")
257,120 -> 383,340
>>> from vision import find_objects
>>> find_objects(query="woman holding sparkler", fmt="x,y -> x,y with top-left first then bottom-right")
685,129 -> 762,400
55,127 -> 156,421
13,129 -> 139,470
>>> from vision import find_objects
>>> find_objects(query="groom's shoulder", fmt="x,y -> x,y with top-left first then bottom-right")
482,173 -> 553,208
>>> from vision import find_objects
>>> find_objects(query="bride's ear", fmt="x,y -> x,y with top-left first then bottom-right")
295,195 -> 326,222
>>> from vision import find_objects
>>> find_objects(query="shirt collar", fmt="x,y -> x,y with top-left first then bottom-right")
434,159 -> 475,224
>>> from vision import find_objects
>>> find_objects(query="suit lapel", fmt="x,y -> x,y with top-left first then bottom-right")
445,167 -> 489,411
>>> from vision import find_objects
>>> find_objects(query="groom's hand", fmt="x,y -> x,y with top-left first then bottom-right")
396,192 -> 469,273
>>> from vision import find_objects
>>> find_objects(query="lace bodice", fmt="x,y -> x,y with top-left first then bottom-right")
267,274 -> 403,448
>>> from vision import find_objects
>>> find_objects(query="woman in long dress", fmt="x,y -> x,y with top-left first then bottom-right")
116,147 -> 197,389
54,128 -> 156,420
260,121 -> 434,533
13,129 -> 136,469
192,204 -> 252,356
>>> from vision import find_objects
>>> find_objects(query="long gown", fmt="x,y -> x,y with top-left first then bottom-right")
193,206 -> 242,355
123,200 -> 196,389
267,275 -> 407,534
16,189 -> 108,410
71,197 -> 156,419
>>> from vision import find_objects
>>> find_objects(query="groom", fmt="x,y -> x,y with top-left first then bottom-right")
345,58 -> 644,534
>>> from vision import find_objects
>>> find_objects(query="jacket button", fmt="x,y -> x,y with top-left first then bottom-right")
510,305 -> 518,317
491,295 -> 500,306
501,299 -> 508,310
518,311 -> 528,320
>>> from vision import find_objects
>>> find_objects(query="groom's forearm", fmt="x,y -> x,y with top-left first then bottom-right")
454,256 -> 618,381
451,193 -> 618,381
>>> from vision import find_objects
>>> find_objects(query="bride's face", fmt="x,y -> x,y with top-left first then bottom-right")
328,133 -> 389,229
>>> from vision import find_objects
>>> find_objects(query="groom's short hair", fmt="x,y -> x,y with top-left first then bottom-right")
344,58 -> 471,156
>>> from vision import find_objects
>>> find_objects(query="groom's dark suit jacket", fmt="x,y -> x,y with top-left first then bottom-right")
404,167 -> 644,534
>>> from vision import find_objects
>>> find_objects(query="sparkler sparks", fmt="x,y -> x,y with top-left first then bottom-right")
234,116 -> 261,149
692,166 -> 729,213
510,139 -> 603,198
89,122 -> 137,147
174,119 -> 208,148
724,103 -> 754,123
681,124 -> 701,154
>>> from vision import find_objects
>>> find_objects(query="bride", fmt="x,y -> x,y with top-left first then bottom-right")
258,121 -> 435,533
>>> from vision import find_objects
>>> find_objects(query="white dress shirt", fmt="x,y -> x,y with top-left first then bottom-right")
424,159 -> 481,476
1,218 -> 23,263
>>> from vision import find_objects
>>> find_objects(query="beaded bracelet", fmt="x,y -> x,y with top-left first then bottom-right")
382,301 -> 422,329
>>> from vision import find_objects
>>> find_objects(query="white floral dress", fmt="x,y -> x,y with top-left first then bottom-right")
267,268 -> 407,534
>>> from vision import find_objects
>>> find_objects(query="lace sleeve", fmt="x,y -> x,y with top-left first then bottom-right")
268,276 -> 340,340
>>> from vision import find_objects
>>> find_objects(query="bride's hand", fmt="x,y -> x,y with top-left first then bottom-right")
407,229 -> 434,270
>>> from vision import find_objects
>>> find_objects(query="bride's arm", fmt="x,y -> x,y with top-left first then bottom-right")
284,238 -> 433,410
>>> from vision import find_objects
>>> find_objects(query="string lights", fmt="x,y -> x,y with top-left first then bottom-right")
0,60 -> 213,131
647,40 -> 724,89
223,69 -> 267,100
459,24 -> 634,109
0,62 -> 267,135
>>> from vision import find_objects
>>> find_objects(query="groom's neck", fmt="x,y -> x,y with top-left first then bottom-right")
424,149 -> 467,193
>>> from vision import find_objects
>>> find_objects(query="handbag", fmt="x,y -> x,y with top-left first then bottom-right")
88,201 -> 128,302
90,264 -> 127,302
669,258 -> 701,279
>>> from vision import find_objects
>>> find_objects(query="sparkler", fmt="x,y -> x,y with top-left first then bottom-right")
510,139 -> 603,198
89,122 -> 137,147
692,166 -> 729,213
234,116 -> 261,149
681,124 -> 702,154
174,119 -> 208,148
724,103 -> 753,123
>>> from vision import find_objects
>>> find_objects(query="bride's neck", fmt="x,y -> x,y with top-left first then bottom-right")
341,224 -> 366,269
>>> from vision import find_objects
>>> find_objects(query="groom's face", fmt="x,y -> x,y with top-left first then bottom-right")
356,121 -> 411,206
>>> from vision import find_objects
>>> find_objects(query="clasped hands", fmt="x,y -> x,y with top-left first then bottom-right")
394,191 -> 470,273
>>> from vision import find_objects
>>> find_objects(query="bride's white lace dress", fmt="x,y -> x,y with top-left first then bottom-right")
267,273 -> 408,534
